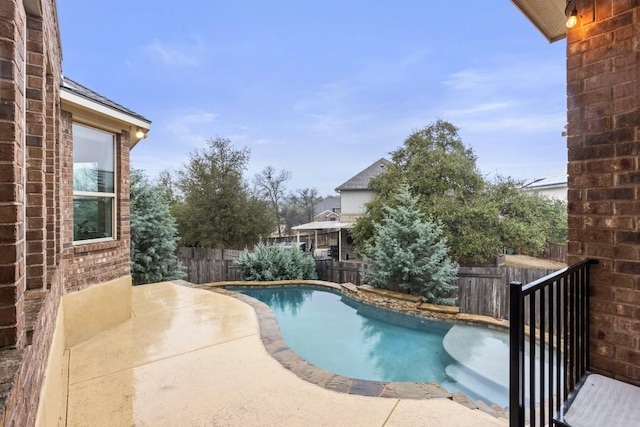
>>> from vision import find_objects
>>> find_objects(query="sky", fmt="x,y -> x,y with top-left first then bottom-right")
57,1 -> 567,197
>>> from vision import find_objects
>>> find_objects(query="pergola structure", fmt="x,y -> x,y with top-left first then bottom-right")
291,221 -> 353,260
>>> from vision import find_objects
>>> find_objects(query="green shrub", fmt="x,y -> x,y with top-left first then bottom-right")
235,242 -> 317,281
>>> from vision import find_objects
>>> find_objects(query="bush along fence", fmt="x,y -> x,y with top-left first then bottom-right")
178,247 -> 557,322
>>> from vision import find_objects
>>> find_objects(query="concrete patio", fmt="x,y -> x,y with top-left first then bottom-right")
66,282 -> 506,426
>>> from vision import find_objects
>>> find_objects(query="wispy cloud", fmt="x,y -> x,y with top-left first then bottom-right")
444,59 -> 564,93
143,38 -> 206,67
444,101 -> 519,117
165,110 -> 217,143
130,109 -> 218,178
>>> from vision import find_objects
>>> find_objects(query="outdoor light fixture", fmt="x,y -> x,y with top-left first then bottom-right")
135,128 -> 147,139
565,0 -> 578,28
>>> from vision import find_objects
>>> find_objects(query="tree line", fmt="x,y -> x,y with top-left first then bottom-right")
154,137 -> 323,248
129,120 -> 567,285
351,119 -> 567,264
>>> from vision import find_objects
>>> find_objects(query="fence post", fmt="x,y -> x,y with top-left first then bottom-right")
509,281 -> 524,427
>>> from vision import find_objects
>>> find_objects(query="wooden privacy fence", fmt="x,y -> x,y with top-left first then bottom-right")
178,247 -> 244,283
315,260 -> 363,285
180,259 -> 242,284
179,248 -> 560,322
178,247 -> 243,261
455,267 -> 556,320
316,260 -> 556,321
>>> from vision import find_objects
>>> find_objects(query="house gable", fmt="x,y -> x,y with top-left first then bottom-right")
335,158 -> 391,221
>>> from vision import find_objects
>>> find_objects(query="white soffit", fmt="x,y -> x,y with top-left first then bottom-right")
510,0 -> 568,42
60,89 -> 151,130
292,221 -> 353,231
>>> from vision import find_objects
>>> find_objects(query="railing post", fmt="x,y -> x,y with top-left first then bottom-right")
509,281 -> 524,427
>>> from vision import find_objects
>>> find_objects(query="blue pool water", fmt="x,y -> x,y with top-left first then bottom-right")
230,285 -> 527,406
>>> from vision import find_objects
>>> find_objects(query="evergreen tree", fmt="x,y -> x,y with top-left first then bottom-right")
130,169 -> 185,285
363,185 -> 458,305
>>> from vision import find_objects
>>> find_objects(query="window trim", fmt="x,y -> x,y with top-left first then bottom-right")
72,122 -> 118,244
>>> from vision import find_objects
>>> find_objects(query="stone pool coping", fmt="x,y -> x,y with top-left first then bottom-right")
174,279 -> 509,418
202,279 -> 511,331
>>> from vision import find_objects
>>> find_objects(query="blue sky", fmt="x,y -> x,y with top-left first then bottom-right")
58,1 -> 567,196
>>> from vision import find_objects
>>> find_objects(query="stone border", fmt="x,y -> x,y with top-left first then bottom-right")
175,279 -> 509,418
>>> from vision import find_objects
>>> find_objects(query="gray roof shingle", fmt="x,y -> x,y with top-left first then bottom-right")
313,196 -> 340,216
61,77 -> 151,124
335,158 -> 391,191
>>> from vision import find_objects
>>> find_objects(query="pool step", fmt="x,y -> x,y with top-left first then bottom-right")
445,364 -> 508,408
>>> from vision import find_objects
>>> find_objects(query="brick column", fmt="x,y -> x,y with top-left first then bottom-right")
25,15 -> 46,290
45,72 -> 59,278
0,0 -> 27,348
567,0 -> 640,384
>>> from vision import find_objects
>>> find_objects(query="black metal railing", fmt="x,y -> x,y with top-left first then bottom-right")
509,259 -> 598,427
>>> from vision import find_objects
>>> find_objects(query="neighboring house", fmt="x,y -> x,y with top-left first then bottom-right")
335,158 -> 391,223
522,171 -> 568,202
313,196 -> 340,222
313,209 -> 340,222
290,159 -> 390,260
511,0 -> 640,418
0,1 -> 150,425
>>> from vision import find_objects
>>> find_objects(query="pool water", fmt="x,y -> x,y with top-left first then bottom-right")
238,286 -> 452,383
231,286 -> 526,406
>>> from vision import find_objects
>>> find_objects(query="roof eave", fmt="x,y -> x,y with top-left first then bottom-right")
60,88 -> 151,149
510,0 -> 568,43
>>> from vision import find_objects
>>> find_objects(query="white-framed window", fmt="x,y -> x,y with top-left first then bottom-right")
72,123 -> 116,242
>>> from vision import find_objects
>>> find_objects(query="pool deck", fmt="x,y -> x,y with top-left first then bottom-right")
66,281 -> 507,426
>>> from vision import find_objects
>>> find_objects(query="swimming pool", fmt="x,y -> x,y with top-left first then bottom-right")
228,285 -> 529,407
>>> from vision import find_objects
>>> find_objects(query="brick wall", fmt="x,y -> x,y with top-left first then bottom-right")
0,1 -> 65,425
0,0 -> 136,424
0,0 -> 28,351
566,0 -> 640,384
59,115 -> 131,292
4,267 -> 62,427
25,14 -> 46,291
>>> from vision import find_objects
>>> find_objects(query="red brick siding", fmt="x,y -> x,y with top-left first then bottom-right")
0,0 -> 134,424
45,72 -> 59,279
59,115 -> 131,292
0,0 -> 27,350
4,268 -> 62,427
567,0 -> 640,385
25,15 -> 46,291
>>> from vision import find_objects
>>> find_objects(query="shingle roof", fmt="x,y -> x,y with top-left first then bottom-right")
335,158 -> 391,191
61,77 -> 151,124
523,171 -> 567,189
313,196 -> 340,216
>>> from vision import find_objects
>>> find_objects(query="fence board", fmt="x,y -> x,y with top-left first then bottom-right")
178,247 -> 244,283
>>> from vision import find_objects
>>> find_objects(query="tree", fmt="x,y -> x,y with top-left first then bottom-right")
362,185 -> 458,306
279,200 -> 305,236
254,166 -> 291,237
155,169 -> 180,205
290,187 -> 321,223
486,177 -> 568,253
130,169 -> 185,285
351,119 -> 491,263
352,120 -> 568,264
173,138 -> 275,249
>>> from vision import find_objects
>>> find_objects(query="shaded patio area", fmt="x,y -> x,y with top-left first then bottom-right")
66,282 -> 506,426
